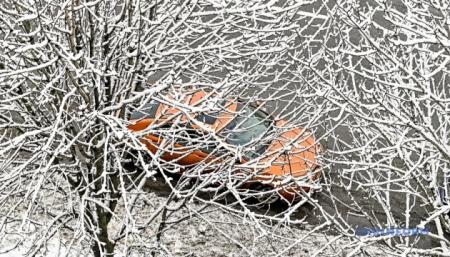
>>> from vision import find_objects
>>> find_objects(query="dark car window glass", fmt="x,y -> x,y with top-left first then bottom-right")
130,100 -> 160,120
195,112 -> 218,125
220,104 -> 272,157
194,99 -> 226,125
176,124 -> 219,154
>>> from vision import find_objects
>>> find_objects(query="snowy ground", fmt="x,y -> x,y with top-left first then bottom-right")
0,187 -> 390,257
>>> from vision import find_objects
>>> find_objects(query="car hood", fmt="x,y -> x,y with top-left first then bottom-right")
260,121 -> 321,178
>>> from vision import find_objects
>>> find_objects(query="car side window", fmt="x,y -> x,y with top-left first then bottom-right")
130,100 -> 160,120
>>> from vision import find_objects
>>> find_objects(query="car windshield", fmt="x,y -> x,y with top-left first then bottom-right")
220,104 -> 272,157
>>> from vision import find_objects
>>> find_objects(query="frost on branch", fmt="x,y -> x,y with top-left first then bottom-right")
1,0 -> 450,257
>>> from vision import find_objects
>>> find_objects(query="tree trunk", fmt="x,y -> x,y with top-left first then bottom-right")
92,210 -> 114,257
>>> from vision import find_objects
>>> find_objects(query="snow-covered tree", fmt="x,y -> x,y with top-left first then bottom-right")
0,1 -> 327,256
1,0 -> 450,256
314,0 -> 450,254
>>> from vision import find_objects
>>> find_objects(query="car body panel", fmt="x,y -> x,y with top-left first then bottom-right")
128,90 -> 322,201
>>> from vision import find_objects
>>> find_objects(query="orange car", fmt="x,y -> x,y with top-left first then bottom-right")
128,90 -> 322,202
